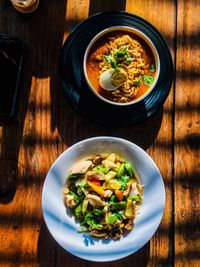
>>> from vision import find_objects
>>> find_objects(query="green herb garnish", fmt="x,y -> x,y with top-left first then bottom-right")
114,46 -> 132,62
114,46 -> 127,59
94,208 -> 104,218
103,55 -> 118,70
149,64 -> 156,72
124,55 -> 132,62
133,77 -> 142,87
103,45 -> 133,71
142,75 -> 154,86
81,210 -> 102,229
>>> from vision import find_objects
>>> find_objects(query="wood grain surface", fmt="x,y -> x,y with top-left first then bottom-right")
175,1 -> 200,266
0,0 -> 199,266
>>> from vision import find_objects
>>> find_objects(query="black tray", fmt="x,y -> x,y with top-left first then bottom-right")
0,34 -> 24,118
60,11 -> 173,127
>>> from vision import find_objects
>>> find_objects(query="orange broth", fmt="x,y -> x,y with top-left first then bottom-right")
86,31 -> 156,103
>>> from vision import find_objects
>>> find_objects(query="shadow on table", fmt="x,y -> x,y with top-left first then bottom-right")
88,0 -> 127,14
37,222 -> 150,267
0,0 -> 68,202
57,97 -> 164,150
0,45 -> 31,203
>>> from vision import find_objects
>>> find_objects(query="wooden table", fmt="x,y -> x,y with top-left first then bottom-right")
0,0 -> 199,266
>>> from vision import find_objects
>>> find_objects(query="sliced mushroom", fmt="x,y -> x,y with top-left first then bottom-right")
92,155 -> 101,165
100,153 -> 109,159
124,219 -> 134,231
63,188 -> 69,195
113,232 -> 122,240
110,225 -> 122,240
103,202 -> 109,212
137,184 -> 144,195
123,183 -> 131,197
87,194 -> 104,207
102,159 -> 119,171
104,190 -> 113,198
70,159 -> 92,174
115,154 -> 125,163
90,230 -> 109,239
65,194 -> 77,208
125,199 -> 134,218
106,153 -> 116,163
105,170 -> 116,181
129,182 -> 139,196
104,179 -> 121,190
82,198 -> 89,215
87,171 -> 105,181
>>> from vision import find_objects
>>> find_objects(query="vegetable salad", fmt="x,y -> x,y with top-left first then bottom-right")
64,153 -> 144,240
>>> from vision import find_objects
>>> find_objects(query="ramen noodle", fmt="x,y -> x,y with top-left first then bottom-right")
86,31 -> 157,103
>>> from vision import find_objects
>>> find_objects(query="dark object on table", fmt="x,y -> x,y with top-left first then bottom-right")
0,34 -> 24,118
60,11 -> 174,127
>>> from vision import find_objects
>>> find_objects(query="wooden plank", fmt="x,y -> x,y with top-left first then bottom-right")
56,1 -> 91,266
174,1 -> 200,266
122,2 -> 175,267
88,0 -> 126,14
0,0 -> 67,266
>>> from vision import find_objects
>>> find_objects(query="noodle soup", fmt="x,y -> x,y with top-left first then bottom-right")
84,27 -> 160,105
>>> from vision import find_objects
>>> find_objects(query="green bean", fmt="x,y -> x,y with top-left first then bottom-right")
68,173 -> 84,181
69,190 -> 80,204
124,162 -> 133,177
127,195 -> 140,202
92,165 -> 109,174
117,163 -> 125,178
110,201 -> 126,210
107,214 -> 118,224
75,204 -> 82,218
125,162 -> 140,180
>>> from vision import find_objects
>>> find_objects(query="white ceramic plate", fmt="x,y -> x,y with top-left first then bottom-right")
42,137 -> 165,262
